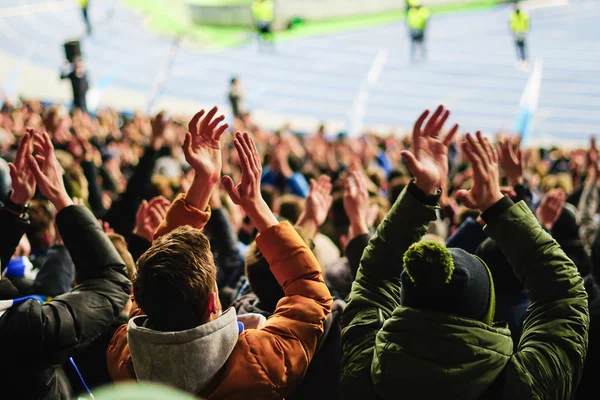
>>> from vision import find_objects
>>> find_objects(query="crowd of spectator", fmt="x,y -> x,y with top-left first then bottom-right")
0,98 -> 597,399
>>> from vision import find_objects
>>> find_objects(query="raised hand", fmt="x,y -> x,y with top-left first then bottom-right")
536,188 -> 566,230
134,196 -> 171,242
9,129 -> 36,205
456,132 -> 503,212
296,175 -> 333,238
26,130 -> 73,211
498,137 -> 523,186
401,105 -> 459,194
183,106 -> 228,183
150,111 -> 171,150
222,132 -> 278,233
343,169 -> 369,238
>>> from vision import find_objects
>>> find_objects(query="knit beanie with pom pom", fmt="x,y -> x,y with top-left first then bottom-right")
400,241 -> 496,325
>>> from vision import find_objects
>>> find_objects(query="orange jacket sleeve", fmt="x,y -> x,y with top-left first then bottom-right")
106,194 -> 211,382
242,221 -> 333,397
154,193 -> 211,240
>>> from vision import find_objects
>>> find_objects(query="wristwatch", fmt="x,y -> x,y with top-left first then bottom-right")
4,191 -> 30,217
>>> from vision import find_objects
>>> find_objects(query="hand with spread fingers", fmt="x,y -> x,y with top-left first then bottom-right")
26,130 -> 73,212
455,132 -> 504,212
498,137 -> 524,186
343,169 -> 369,239
537,188 -> 566,230
296,175 -> 333,238
9,129 -> 36,206
183,106 -> 229,183
401,105 -> 459,195
222,132 -> 278,233
134,196 -> 171,242
150,111 -> 171,150
182,106 -> 229,209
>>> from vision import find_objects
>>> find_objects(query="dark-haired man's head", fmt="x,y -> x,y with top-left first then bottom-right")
245,227 -> 311,313
134,226 -> 220,332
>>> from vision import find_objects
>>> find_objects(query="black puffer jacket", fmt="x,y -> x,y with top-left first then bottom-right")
0,205 -> 131,400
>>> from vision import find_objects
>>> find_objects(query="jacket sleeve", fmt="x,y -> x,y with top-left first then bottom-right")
483,200 -> 589,400
577,179 -> 598,251
0,206 -> 131,363
339,183 -> 439,400
345,233 -> 370,279
241,221 -> 332,397
81,160 -> 106,217
103,146 -> 159,238
153,193 -> 211,240
445,217 -> 487,254
0,206 -> 29,273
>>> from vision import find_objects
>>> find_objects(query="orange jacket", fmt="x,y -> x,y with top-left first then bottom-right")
107,193 -> 211,381
107,194 -> 333,399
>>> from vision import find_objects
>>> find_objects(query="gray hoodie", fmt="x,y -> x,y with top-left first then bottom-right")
127,308 -> 266,394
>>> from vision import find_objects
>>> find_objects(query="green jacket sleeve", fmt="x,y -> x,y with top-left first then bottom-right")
339,184 -> 439,400
484,201 -> 589,400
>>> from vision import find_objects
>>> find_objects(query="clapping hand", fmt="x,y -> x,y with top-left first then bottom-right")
26,130 -> 73,211
536,188 -> 566,230
9,129 -> 36,206
456,132 -> 504,212
296,175 -> 333,238
134,196 -> 171,242
182,106 -> 228,209
401,105 -> 459,195
222,132 -> 278,233
498,137 -> 524,186
343,168 -> 369,238
183,107 -> 228,183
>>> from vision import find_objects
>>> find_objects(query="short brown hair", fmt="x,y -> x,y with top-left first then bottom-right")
245,226 -> 311,312
108,233 -> 135,281
27,200 -> 56,250
134,226 -> 216,332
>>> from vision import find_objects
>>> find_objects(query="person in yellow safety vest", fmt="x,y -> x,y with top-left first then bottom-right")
80,0 -> 91,35
407,4 -> 430,62
252,0 -> 275,50
509,4 -> 530,63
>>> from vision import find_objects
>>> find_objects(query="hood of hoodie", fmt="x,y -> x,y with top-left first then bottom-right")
128,307 -> 240,395
372,307 -> 513,399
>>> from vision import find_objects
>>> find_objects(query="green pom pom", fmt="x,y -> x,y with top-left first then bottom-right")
403,241 -> 455,288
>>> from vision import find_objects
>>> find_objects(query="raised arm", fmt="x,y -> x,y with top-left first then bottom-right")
1,130 -> 130,361
222,131 -> 331,397
0,130 -> 36,272
340,106 -> 458,399
107,107 -> 229,382
153,106 -> 229,239
459,132 -> 589,399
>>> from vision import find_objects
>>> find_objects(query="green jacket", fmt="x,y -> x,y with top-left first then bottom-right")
340,184 -> 589,400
